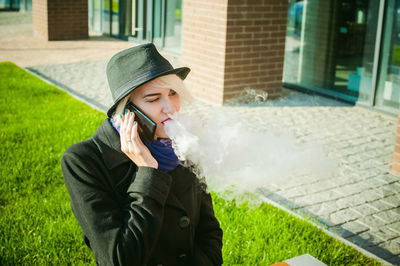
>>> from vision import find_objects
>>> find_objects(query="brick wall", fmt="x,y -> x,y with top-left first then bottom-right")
224,0 -> 288,101
33,0 -> 88,40
182,0 -> 288,105
182,0 -> 228,105
392,113 -> 400,175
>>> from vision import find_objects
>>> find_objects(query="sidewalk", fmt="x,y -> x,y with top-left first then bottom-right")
1,11 -> 399,265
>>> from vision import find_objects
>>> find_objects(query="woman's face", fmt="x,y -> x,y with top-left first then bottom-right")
129,77 -> 180,139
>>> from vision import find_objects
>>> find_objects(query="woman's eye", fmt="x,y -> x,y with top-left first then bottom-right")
169,90 -> 177,96
147,98 -> 159,103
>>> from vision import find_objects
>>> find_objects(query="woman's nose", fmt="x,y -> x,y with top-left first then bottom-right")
162,98 -> 177,114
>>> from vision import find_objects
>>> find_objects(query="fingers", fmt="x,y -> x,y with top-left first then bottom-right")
119,109 -> 158,168
121,109 -> 142,152
126,110 -> 134,141
121,109 -> 134,151
120,109 -> 128,147
131,119 -> 139,142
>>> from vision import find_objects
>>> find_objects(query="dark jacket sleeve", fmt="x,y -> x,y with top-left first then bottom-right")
192,191 -> 223,266
61,143 -> 172,266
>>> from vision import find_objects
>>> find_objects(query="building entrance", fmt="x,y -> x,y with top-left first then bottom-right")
89,0 -> 182,53
284,0 -> 399,115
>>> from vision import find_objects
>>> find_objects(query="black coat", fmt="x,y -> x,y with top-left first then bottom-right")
61,119 -> 223,266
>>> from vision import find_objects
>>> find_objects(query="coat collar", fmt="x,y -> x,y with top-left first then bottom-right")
92,118 -> 130,170
92,118 -> 194,211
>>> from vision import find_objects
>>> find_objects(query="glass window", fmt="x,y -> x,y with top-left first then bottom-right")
112,0 -> 120,36
11,0 -> 18,9
0,0 -> 20,9
89,0 -> 182,53
284,0 -> 379,104
164,0 -> 182,52
102,0 -> 111,35
120,0 -> 132,36
89,0 -> 102,34
152,0 -> 182,52
152,0 -> 163,47
26,0 -> 31,12
19,0 -> 31,12
120,0 -> 146,40
88,0 -> 118,36
375,0 -> 400,112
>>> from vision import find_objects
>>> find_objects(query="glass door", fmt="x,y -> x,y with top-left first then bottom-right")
89,0 -> 120,36
118,0 -> 183,52
375,0 -> 400,112
19,0 -> 31,11
284,0 -> 381,104
152,0 -> 163,47
111,0 -> 120,37
120,0 -> 147,41
89,0 -> 102,34
102,0 -> 111,35
0,0 -> 20,9
332,0 -> 379,103
164,0 -> 182,53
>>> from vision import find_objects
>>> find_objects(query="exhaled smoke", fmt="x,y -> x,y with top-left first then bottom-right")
164,109 -> 336,202
225,88 -> 269,105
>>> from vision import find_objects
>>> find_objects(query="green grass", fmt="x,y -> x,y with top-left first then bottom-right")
392,45 -> 400,66
0,62 -> 381,265
214,197 -> 380,265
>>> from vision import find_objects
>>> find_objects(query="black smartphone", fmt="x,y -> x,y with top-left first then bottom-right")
125,101 -> 157,143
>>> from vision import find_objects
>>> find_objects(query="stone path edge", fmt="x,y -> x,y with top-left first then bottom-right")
261,195 -> 393,266
25,67 -> 109,113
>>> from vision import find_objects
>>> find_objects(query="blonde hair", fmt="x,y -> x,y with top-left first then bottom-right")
111,74 -> 192,127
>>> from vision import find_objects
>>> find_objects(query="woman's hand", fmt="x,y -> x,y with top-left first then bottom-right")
120,109 -> 158,169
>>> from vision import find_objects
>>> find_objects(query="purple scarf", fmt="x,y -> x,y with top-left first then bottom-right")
110,119 -> 179,172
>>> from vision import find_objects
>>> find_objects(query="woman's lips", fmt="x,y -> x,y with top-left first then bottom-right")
161,117 -> 172,124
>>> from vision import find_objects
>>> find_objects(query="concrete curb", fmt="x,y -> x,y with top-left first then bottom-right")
24,67 -> 108,114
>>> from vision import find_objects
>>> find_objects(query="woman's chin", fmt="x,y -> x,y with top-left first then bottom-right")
155,131 -> 169,139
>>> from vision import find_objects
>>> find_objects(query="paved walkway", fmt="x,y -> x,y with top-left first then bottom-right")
1,11 -> 399,265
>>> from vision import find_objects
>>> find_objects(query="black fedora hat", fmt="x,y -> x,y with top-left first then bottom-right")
106,43 -> 190,117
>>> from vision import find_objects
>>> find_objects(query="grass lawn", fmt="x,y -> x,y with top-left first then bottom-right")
0,62 -> 382,265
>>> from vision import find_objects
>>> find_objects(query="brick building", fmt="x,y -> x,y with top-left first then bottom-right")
182,0 -> 287,104
27,0 -> 400,174
31,0 -> 287,105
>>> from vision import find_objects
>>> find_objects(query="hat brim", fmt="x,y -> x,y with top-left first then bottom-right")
106,66 -> 190,117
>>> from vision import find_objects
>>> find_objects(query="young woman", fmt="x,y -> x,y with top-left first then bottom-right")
61,43 -> 223,266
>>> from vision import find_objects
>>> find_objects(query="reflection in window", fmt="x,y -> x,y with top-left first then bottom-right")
164,0 -> 182,53
88,0 -> 183,53
376,0 -> 400,112
0,0 -> 20,9
102,0 -> 111,35
152,0 -> 182,53
283,0 -> 379,104
112,0 -> 119,36
89,0 -> 102,34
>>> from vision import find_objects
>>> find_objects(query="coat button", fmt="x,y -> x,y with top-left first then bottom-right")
179,216 -> 190,228
178,253 -> 187,262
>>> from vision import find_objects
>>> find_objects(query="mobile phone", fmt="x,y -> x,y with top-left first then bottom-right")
125,101 -> 157,143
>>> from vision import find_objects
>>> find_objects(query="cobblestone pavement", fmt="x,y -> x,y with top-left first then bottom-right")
2,11 -> 400,265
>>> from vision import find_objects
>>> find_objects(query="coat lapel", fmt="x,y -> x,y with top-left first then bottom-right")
165,165 -> 195,212
92,118 -> 130,170
92,118 -> 194,213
